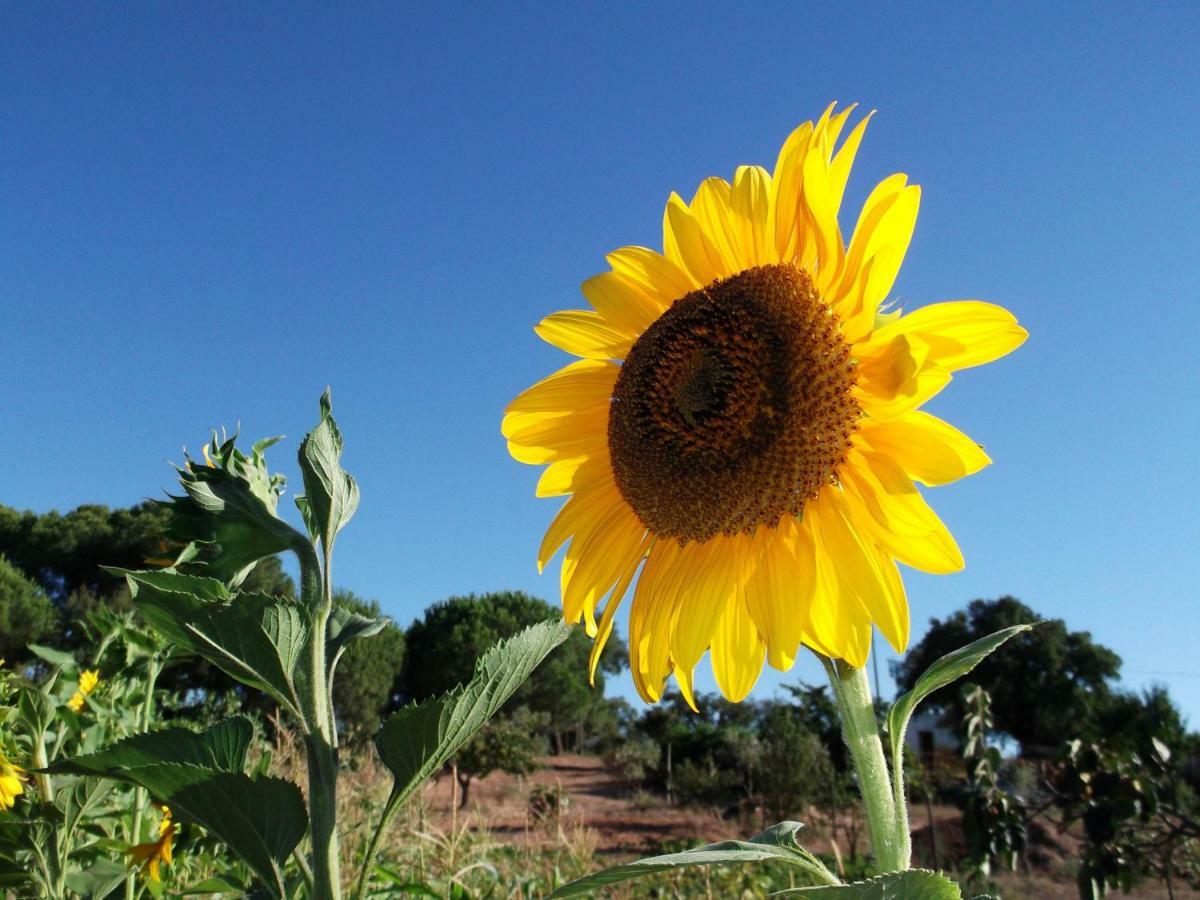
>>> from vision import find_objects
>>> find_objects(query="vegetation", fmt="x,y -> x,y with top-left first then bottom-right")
894,597 -> 1188,761
2,465 -> 1198,897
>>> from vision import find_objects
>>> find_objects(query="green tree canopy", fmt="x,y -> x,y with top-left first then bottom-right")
0,501 -> 172,604
894,596 -> 1122,754
402,591 -> 626,750
0,554 -> 58,662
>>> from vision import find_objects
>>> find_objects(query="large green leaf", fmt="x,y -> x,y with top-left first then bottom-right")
46,718 -> 302,897
296,389 -> 359,552
46,717 -> 254,779
549,822 -> 838,897
775,869 -> 962,898
164,769 -> 306,898
886,625 -> 1034,776
121,569 -> 309,722
376,618 -> 571,808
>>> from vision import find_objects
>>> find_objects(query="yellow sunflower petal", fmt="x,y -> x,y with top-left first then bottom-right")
535,310 -> 635,360
870,300 -> 1028,372
810,490 -> 909,652
801,142 -> 844,287
670,537 -> 746,676
505,407 -> 608,465
503,360 -> 617,424
607,246 -> 697,303
858,411 -> 991,486
688,176 -> 740,273
730,165 -> 774,268
630,540 -> 686,702
588,542 -> 648,684
534,454 -> 608,498
772,120 -> 816,262
581,270 -> 667,335
664,192 -> 728,284
828,111 -> 873,217
843,449 -> 965,574
744,520 -> 813,671
710,592 -> 765,702
853,333 -> 952,419
538,477 -> 626,573
562,501 -> 646,628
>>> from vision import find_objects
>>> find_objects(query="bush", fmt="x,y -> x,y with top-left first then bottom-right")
604,737 -> 659,789
0,554 -> 57,661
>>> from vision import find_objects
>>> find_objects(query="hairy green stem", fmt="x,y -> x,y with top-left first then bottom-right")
299,542 -> 342,900
127,655 -> 162,900
822,656 -> 909,872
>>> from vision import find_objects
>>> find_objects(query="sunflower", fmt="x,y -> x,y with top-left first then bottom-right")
503,103 -> 1026,706
67,669 -> 101,713
0,751 -> 24,811
126,805 -> 177,882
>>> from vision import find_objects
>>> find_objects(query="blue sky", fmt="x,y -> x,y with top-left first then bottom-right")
3,3 -> 1198,721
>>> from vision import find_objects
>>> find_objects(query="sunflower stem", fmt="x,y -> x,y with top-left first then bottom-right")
822,655 -> 909,873
299,542 -> 342,900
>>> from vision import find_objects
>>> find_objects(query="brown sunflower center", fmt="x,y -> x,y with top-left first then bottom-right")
608,263 -> 859,542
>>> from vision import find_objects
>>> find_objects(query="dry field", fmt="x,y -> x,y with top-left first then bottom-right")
410,754 -> 1196,898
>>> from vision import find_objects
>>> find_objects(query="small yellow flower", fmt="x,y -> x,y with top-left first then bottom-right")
0,752 -> 25,811
126,806 -> 177,882
68,670 -> 101,713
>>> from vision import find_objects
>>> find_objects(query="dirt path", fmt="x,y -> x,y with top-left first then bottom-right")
419,753 -> 745,855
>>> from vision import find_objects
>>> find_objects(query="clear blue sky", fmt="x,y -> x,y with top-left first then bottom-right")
3,3 -> 1198,722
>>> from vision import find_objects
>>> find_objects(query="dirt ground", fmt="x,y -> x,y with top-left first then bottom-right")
417,754 -> 1195,898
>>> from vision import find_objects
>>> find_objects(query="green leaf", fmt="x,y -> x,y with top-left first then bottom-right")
152,767 -> 305,899
17,688 -> 55,733
175,877 -> 247,895
550,822 -> 838,897
46,717 -> 254,779
53,724 -> 301,900
63,857 -> 129,899
887,624 -> 1034,779
327,604 -> 389,678
27,643 -> 77,670
162,431 -> 307,585
376,618 -> 571,808
171,774 -> 305,899
296,389 -> 360,552
102,567 -> 233,603
774,868 -> 962,898
121,569 -> 309,722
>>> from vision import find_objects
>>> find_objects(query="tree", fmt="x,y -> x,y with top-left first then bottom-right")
0,502 -> 172,606
0,555 -> 57,661
894,597 -> 1122,754
402,591 -> 626,750
454,706 -> 549,808
331,589 -> 406,742
756,702 -> 838,822
1092,686 -> 1190,760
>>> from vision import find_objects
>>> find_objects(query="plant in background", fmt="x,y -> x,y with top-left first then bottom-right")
1048,737 -> 1200,899
958,683 -> 1025,887
0,611 -> 192,898
7,392 -> 572,900
503,102 -> 1030,896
